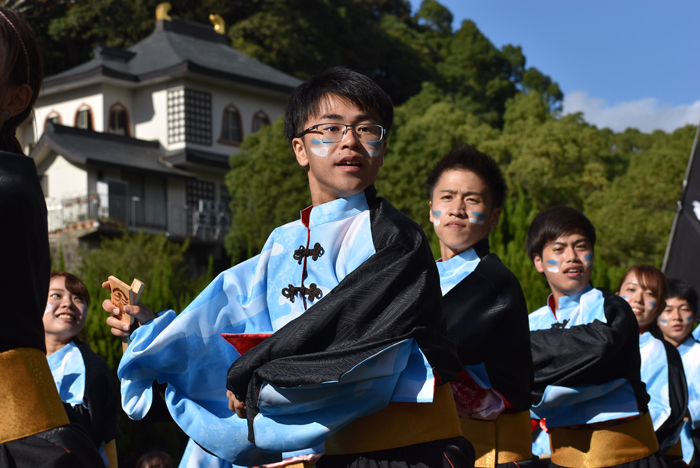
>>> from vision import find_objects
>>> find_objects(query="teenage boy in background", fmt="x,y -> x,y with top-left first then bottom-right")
526,207 -> 665,467
105,67 -> 473,468
658,278 -> 700,466
426,146 -> 537,467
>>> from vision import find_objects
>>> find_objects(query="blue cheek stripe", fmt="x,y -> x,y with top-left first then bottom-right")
584,254 -> 592,259
432,211 -> 442,218
546,260 -> 558,265
649,302 -> 657,307
310,138 -> 334,145
471,211 -> 487,219
366,139 -> 382,147
658,318 -> 668,325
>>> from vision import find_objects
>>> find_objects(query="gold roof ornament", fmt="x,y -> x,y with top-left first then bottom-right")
209,14 -> 225,35
156,2 -> 172,21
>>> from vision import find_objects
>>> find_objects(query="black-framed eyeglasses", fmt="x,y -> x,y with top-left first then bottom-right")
296,123 -> 386,144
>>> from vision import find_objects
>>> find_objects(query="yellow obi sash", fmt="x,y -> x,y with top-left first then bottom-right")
666,438 -> 683,457
0,347 -> 70,444
550,412 -> 659,468
324,383 -> 462,455
459,411 -> 533,467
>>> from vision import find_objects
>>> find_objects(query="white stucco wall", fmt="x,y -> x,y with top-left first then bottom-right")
133,83 -> 170,148
42,154 -> 88,201
35,85 -> 104,138
184,78 -> 287,156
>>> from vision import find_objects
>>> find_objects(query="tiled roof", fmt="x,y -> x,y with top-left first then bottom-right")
43,19 -> 302,93
31,123 -> 194,178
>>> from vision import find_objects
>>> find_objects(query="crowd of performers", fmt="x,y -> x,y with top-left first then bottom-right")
2,5 -> 700,468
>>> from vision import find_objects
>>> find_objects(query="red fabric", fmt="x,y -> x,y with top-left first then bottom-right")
530,418 -> 539,432
300,206 -> 312,228
450,369 -> 486,411
548,294 -> 557,319
221,334 -> 272,355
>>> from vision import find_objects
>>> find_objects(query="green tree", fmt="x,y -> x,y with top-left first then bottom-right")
225,117 -> 310,261
77,231 -> 191,370
585,125 -> 696,281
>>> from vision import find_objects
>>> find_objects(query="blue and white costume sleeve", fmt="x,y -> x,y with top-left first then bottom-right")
638,332 -> 671,432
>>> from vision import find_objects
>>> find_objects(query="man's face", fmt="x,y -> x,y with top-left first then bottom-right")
658,297 -> 695,346
429,169 -> 501,259
534,232 -> 593,299
292,95 -> 386,206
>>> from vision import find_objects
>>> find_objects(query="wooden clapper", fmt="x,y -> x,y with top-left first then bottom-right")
108,276 -> 145,351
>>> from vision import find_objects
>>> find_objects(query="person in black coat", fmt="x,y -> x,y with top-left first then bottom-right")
426,145 -> 539,467
0,6 -> 104,467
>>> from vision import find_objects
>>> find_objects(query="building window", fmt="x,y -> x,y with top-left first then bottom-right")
75,105 -> 93,130
44,112 -> 61,130
167,87 -> 212,145
108,103 -> 130,136
252,111 -> 270,133
219,105 -> 243,145
186,179 -> 215,235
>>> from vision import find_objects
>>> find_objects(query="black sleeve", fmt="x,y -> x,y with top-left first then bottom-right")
226,190 -> 461,443
78,343 -> 121,447
0,151 -> 50,353
530,294 -> 647,408
443,253 -> 533,412
655,339 -> 688,454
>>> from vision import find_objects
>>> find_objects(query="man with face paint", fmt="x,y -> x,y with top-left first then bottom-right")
104,67 -> 472,468
525,207 -> 666,467
617,266 -> 688,461
425,146 -> 537,468
658,278 -> 700,466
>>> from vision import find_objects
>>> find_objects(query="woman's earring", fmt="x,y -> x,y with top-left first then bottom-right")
0,108 -> 10,121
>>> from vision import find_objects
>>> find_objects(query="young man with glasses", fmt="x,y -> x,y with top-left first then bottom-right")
104,67 -> 473,468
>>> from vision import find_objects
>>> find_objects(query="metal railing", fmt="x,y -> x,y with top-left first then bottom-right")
46,193 -> 231,242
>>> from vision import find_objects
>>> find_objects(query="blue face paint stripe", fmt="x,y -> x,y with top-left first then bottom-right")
432,210 -> 442,217
310,138 -> 334,145
471,211 -> 487,219
546,260 -> 558,265
584,254 -> 592,259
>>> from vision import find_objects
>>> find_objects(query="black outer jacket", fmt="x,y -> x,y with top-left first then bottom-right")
442,239 -> 534,413
650,329 -> 689,454
226,185 -> 463,444
64,339 -> 121,449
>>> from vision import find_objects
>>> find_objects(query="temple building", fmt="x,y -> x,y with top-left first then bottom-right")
23,7 -> 301,270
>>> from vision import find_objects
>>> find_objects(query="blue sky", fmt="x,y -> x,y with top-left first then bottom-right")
407,0 -> 700,133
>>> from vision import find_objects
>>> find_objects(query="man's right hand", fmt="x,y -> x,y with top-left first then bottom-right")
102,281 -> 157,337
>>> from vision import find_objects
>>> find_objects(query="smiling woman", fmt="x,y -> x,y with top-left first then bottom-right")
44,272 -> 121,467
616,265 -> 688,460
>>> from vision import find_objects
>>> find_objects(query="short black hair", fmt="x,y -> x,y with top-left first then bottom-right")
667,277 -> 698,314
425,145 -> 507,208
283,66 -> 394,143
526,206 -> 596,261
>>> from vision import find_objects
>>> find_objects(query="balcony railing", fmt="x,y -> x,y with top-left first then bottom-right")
47,194 -> 231,243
